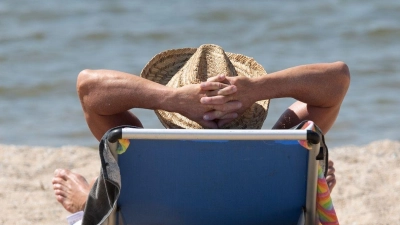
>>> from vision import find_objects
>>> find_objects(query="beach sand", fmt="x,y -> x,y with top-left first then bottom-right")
1,140 -> 399,225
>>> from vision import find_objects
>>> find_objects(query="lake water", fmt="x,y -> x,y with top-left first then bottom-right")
1,0 -> 399,148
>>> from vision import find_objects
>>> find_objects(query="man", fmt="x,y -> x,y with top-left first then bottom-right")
53,44 -> 348,214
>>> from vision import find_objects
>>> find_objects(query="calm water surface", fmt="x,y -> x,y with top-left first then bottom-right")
1,0 -> 399,148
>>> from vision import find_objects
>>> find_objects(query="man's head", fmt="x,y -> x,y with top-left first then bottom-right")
140,44 -> 269,129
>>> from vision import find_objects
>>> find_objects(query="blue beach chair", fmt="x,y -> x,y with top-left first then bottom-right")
82,126 -> 324,225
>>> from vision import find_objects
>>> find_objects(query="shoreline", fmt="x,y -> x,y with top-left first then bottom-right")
1,140 -> 399,224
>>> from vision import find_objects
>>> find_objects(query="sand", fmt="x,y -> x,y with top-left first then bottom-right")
1,140 -> 399,225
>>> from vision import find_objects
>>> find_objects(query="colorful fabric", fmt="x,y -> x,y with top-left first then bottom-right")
117,139 -> 130,154
298,120 -> 317,150
297,121 -> 339,224
317,164 -> 339,225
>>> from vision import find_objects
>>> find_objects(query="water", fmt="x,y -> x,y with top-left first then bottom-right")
1,0 -> 399,148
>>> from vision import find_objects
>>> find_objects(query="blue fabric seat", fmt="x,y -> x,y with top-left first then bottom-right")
81,127 -> 321,225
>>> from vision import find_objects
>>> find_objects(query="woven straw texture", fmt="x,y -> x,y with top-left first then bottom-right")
140,44 -> 269,129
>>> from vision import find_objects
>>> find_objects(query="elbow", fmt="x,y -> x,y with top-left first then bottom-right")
332,61 -> 351,97
334,61 -> 350,88
76,69 -> 99,107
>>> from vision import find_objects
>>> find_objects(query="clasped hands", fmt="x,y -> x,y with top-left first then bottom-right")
175,74 -> 255,129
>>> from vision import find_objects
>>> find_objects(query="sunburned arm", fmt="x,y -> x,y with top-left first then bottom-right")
250,62 -> 350,108
77,69 -> 241,140
77,69 -> 172,115
201,62 -> 350,133
266,62 -> 350,133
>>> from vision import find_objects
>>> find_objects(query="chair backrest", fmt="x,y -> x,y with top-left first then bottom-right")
111,129 -> 320,225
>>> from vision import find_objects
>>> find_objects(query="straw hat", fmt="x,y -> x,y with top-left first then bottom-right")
140,44 -> 269,129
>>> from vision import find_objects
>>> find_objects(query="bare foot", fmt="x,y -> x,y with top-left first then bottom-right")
52,169 -> 93,213
326,160 -> 336,192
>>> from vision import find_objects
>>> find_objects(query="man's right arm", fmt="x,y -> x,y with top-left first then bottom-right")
77,69 -> 242,139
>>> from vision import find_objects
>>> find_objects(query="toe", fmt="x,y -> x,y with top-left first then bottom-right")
54,168 -> 71,180
52,176 -> 65,185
